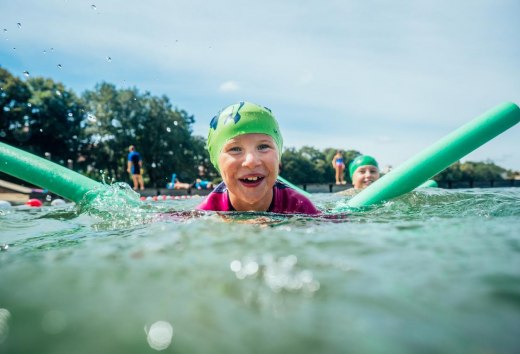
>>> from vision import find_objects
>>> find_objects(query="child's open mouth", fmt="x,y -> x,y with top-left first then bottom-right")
239,176 -> 265,187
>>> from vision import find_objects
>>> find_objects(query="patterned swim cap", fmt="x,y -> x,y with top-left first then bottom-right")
207,102 -> 283,171
349,155 -> 379,179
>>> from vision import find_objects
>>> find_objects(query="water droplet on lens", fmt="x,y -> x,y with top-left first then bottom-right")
17,23 -> 22,28
173,121 -> 178,126
106,56 -> 111,62
166,127 -> 171,132
87,113 -> 97,122
23,70 -> 30,77
57,64 -> 62,69
3,29 -> 7,32
43,50 -> 47,54
91,4 -> 97,10
111,119 -> 122,128
46,195 -> 52,201
68,112 -> 73,117
55,90 -> 62,96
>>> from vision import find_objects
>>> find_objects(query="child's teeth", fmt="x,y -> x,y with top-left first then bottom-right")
246,177 -> 258,181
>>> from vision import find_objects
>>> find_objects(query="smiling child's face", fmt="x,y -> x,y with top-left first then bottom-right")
218,133 -> 279,211
352,165 -> 380,189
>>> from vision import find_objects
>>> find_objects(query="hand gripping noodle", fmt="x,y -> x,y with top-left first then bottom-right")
207,102 -> 283,172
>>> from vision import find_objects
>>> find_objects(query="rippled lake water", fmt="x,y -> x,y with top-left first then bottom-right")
1,187 -> 520,354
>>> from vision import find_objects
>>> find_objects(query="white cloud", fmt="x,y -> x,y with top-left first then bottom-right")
218,81 -> 240,93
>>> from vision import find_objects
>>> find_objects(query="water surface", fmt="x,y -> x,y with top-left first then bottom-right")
1,188 -> 520,354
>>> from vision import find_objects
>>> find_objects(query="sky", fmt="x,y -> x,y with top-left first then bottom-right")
1,0 -> 519,170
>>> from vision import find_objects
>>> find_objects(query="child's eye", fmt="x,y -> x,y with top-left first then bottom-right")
258,144 -> 271,151
228,146 -> 242,153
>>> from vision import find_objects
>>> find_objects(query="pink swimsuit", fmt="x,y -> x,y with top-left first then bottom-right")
196,180 -> 320,215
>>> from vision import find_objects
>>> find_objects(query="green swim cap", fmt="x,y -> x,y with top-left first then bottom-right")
207,102 -> 283,172
349,155 -> 379,179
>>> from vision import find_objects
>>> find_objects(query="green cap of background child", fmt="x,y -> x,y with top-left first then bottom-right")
207,102 -> 283,172
349,155 -> 379,179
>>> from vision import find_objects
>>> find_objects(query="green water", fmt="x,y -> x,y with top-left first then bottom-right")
1,187 -> 520,354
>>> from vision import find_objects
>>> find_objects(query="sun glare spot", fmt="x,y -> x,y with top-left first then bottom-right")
0,308 -> 10,343
145,321 -> 173,351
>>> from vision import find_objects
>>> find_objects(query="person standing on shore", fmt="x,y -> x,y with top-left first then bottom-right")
332,150 -> 346,185
127,145 -> 145,190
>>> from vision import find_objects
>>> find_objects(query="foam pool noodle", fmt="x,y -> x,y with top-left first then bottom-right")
0,142 -> 104,204
416,179 -> 438,188
278,176 -> 311,197
347,102 -> 520,209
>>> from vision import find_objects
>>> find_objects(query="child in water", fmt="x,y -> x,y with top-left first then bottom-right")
196,102 -> 320,215
337,155 -> 380,196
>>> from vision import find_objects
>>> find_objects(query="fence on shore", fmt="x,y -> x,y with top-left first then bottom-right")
297,179 -> 519,194
2,179 -> 519,204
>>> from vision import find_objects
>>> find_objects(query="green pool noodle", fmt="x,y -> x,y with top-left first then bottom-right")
278,176 -> 312,197
0,142 -> 102,203
347,102 -> 520,209
416,179 -> 438,188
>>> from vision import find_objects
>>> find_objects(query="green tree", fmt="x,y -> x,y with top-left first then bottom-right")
471,161 -> 505,181
281,147 -> 316,184
1,68 -> 32,145
25,77 -> 84,164
1,69 -> 84,165
436,161 -> 463,183
81,83 -> 203,187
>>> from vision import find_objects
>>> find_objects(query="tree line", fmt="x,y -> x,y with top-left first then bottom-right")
1,67 -> 517,188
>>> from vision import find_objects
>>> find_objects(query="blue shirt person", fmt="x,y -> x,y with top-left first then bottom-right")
127,145 -> 145,190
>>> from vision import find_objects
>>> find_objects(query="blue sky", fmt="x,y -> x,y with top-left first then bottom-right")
1,0 -> 519,170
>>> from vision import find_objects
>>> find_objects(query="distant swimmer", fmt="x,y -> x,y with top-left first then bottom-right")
337,155 -> 380,196
166,173 -> 191,190
196,101 -> 320,214
127,145 -> 145,191
193,178 -> 214,190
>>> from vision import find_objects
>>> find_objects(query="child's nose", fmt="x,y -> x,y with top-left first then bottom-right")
243,151 -> 260,167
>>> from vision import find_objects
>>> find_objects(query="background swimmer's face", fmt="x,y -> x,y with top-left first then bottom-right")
218,134 -> 279,211
352,165 -> 380,189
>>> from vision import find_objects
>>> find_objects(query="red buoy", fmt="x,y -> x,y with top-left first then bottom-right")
26,199 -> 43,207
